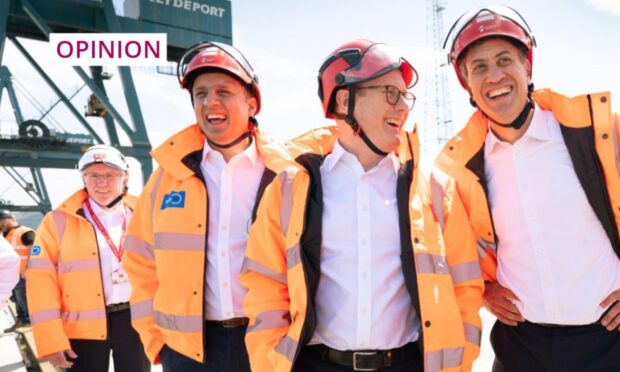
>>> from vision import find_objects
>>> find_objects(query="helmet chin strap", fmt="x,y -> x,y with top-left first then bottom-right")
342,85 -> 389,157
206,118 -> 256,149
471,83 -> 535,130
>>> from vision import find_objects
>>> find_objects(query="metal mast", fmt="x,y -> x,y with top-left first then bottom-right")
424,0 -> 453,156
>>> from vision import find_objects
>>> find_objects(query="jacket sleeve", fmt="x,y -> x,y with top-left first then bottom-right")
435,173 -> 484,371
239,174 -> 292,372
0,236 -> 19,310
26,212 -> 71,358
123,168 -> 164,364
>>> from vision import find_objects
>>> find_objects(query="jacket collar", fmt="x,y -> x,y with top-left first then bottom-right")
57,189 -> 137,217
152,124 -> 293,181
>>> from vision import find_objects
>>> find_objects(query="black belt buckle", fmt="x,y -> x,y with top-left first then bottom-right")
106,302 -> 129,313
353,351 -> 380,371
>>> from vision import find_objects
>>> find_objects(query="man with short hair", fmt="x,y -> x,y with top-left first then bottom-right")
241,39 -> 484,372
123,42 -> 292,372
26,145 -> 149,371
437,5 -> 620,371
0,209 -> 35,327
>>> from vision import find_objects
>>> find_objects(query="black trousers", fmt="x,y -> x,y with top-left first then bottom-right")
490,320 -> 620,372
293,345 -> 424,372
67,308 -> 150,372
160,322 -> 250,372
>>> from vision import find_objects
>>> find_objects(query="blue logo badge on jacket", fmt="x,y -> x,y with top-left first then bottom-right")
161,191 -> 186,210
31,245 -> 41,256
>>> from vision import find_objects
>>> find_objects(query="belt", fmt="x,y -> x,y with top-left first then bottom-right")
205,317 -> 249,328
305,342 -> 419,371
534,322 -> 597,328
106,302 -> 130,313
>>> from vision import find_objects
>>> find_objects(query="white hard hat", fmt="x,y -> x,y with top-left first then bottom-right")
78,145 -> 128,171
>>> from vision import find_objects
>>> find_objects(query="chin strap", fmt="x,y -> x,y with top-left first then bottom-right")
206,118 -> 256,149
471,83 -> 535,130
339,85 -> 388,157
105,194 -> 124,208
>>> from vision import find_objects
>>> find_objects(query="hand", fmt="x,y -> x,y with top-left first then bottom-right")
600,289 -> 620,331
483,282 -> 525,326
46,349 -> 77,368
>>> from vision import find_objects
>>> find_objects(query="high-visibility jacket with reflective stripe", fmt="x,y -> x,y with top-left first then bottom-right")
5,225 -> 34,274
25,190 -> 137,358
123,124 -> 293,364
240,125 -> 484,372
435,89 -> 620,282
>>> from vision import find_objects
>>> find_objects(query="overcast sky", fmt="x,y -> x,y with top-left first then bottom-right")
1,0 -> 619,208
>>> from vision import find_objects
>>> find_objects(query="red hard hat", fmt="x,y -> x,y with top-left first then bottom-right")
178,42 -> 261,114
318,39 -> 418,118
444,6 -> 536,89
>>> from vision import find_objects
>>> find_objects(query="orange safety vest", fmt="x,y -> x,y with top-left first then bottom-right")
435,89 -> 620,282
123,124 -> 294,364
240,125 -> 484,372
5,225 -> 34,274
26,191 -> 136,358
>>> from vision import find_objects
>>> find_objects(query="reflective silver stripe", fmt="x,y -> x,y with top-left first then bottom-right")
277,168 -> 296,236
463,322 -> 482,346
426,347 -> 464,372
430,173 -> 445,230
154,311 -> 202,333
476,238 -> 496,258
30,308 -> 61,324
241,257 -> 287,285
58,258 -> 99,274
130,299 -> 154,320
52,211 -> 67,243
286,243 -> 301,270
415,253 -> 449,275
153,232 -> 204,251
450,261 -> 482,284
274,335 -> 298,362
612,114 -> 620,174
125,236 -> 155,261
61,308 -> 106,322
28,257 -> 55,270
248,309 -> 291,333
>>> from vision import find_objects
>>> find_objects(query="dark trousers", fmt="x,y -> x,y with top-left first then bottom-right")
67,308 -> 150,372
490,320 -> 620,372
10,277 -> 29,322
293,345 -> 424,372
160,322 -> 250,372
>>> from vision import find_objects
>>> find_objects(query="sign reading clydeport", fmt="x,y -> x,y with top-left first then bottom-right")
137,0 -> 232,38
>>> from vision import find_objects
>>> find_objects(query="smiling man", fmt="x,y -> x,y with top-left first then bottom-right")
26,145 -> 149,372
122,42 -> 291,372
436,6 -> 620,371
240,39 -> 483,372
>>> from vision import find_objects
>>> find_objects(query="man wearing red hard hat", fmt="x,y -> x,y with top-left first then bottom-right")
123,42 -> 291,371
436,5 -> 620,371
240,39 -> 483,372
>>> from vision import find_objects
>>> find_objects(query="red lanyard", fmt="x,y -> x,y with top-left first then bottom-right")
85,199 -> 126,262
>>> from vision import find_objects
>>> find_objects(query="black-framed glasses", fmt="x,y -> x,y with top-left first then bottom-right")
357,85 -> 416,110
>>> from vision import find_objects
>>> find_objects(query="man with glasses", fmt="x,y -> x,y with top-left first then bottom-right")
122,42 -> 291,371
26,145 -> 149,371
436,5 -> 620,371
240,39 -> 483,372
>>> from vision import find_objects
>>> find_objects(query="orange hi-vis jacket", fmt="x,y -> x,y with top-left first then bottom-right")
239,125 -> 484,372
5,225 -> 34,274
25,190 -> 137,358
435,89 -> 620,282
123,124 -> 293,364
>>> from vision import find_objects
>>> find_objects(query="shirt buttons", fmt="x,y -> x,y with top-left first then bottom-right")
221,251 -> 227,257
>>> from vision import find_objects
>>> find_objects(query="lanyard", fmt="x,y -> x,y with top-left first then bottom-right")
85,199 -> 126,262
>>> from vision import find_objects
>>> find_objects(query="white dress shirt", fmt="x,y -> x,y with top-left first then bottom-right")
485,105 -> 620,324
0,235 -> 20,310
83,198 -> 133,306
201,140 -> 265,320
309,140 -> 420,350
